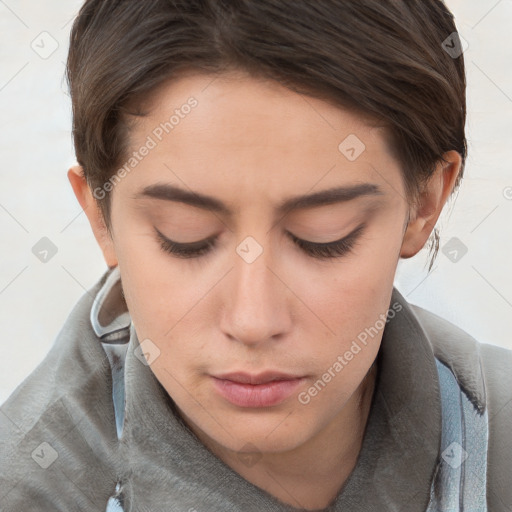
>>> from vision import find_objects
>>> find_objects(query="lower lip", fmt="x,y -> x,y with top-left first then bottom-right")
211,377 -> 305,407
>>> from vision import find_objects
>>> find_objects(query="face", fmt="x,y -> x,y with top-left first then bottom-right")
107,71 -> 410,456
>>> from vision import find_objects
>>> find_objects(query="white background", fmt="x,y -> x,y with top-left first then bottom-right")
1,0 -> 511,404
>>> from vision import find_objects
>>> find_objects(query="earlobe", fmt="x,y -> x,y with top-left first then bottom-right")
400,151 -> 462,259
67,165 -> 118,268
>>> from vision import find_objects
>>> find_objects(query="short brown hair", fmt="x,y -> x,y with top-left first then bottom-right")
66,0 -> 467,267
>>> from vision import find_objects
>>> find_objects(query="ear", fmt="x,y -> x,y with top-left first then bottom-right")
67,165 -> 118,268
400,150 -> 462,259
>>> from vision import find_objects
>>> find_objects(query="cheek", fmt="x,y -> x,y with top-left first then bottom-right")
111,210 -> 196,334
299,228 -> 400,334
113,245 -> 169,347
114,232 -> 225,386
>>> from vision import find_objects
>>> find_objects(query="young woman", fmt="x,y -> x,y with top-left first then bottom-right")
1,1 -> 510,511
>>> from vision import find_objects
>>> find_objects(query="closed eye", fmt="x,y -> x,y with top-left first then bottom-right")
155,223 -> 366,260
285,223 -> 366,260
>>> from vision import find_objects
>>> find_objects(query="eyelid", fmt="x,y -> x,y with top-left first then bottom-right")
288,224 -> 365,260
285,222 -> 365,246
155,227 -> 216,247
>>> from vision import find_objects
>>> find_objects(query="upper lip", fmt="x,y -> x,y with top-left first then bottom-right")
213,371 -> 304,385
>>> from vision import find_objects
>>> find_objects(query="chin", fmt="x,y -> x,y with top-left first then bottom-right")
207,415 -> 313,453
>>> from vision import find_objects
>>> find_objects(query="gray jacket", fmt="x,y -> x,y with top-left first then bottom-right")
1,267 -> 511,511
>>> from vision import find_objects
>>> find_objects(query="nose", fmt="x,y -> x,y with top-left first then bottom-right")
219,241 -> 292,346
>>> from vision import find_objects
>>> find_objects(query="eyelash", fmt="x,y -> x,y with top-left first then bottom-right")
155,224 -> 366,261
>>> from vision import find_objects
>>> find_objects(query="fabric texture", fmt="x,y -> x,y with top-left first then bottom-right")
1,266 -> 511,511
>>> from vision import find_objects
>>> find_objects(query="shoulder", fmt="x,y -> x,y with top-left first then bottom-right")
410,301 -> 512,404
409,300 -> 512,508
0,269 -> 120,510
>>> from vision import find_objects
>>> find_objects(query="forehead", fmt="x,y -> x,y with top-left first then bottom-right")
120,71 -> 402,207
132,70 -> 388,146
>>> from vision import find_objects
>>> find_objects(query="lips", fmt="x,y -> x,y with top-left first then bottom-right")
213,370 -> 304,385
211,371 -> 306,407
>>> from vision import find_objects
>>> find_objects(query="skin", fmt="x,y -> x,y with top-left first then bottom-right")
68,71 -> 461,510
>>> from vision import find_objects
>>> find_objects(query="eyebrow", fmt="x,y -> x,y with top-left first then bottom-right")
133,182 -> 384,216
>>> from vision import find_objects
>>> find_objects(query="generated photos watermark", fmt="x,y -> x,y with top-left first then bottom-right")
297,301 -> 402,405
93,96 -> 199,200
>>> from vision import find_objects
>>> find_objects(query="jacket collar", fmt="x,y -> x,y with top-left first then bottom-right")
409,303 -> 487,415
90,266 -> 131,344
